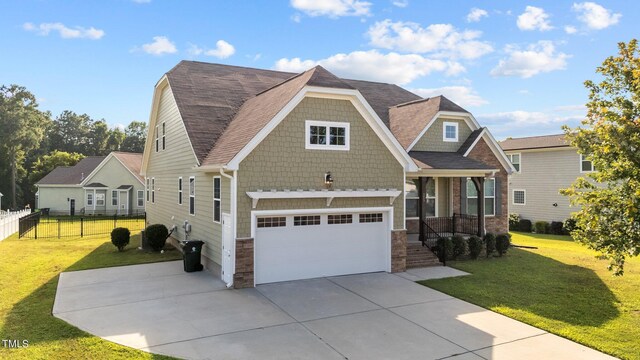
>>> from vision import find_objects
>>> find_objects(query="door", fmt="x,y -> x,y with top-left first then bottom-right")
254,211 -> 389,284
221,213 -> 233,286
118,191 -> 128,215
69,199 -> 75,216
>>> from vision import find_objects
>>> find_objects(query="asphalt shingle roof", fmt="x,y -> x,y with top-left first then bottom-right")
409,151 -> 495,170
499,134 -> 569,151
36,156 -> 105,185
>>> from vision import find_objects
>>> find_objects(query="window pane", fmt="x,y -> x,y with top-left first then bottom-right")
445,125 -> 456,139
329,127 -> 345,146
512,154 -> 520,163
214,178 -> 221,199
485,198 -> 495,216
466,179 -> 477,197
405,180 -> 418,198
189,178 -> 195,196
190,197 -> 195,215
514,163 -> 520,172
582,160 -> 593,172
406,199 -> 418,217
425,199 -> 435,217
514,191 -> 525,204
214,200 -> 220,221
467,198 -> 477,215
485,179 -> 495,197
425,180 -> 435,197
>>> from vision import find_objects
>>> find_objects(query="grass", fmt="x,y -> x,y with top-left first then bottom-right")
420,232 -> 640,360
0,226 -> 182,359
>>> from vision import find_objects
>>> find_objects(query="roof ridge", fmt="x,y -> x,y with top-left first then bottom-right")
501,133 -> 565,141
254,68 -> 312,96
393,97 -> 434,108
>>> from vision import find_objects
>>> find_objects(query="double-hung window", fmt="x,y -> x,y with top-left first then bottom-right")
155,126 -> 159,152
96,193 -> 105,206
162,122 -> 166,150
87,193 -> 93,206
111,190 -> 118,206
580,154 -> 594,172
466,178 -> 495,216
507,153 -> 521,172
146,178 -> 150,202
178,177 -> 183,205
213,176 -> 221,223
405,179 -> 436,218
137,190 -> 144,207
189,176 -> 195,215
443,122 -> 459,142
151,178 -> 155,204
305,120 -> 350,150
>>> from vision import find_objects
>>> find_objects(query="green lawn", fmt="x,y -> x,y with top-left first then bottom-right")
0,228 -> 182,359
421,232 -> 640,360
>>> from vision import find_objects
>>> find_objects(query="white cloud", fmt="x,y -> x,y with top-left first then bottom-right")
478,106 -> 586,138
572,2 -> 621,30
367,20 -> 493,60
392,0 -> 408,8
517,6 -> 553,31
291,13 -> 302,22
411,86 -> 488,107
290,0 -> 371,18
274,50 -> 462,84
141,36 -> 177,56
564,25 -> 578,34
466,8 -> 488,22
491,41 -> 569,78
23,22 -> 104,39
188,40 -> 236,59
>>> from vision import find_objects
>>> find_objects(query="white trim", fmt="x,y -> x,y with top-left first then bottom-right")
188,176 -> 195,216
304,120 -> 350,151
506,152 -> 522,173
462,128 -> 487,157
443,122 -> 459,142
81,152 -> 145,187
213,176 -> 221,223
406,111 -> 479,151
579,154 -> 594,173
246,189 -> 401,209
219,169 -> 237,286
409,169 -> 499,177
512,189 -> 526,205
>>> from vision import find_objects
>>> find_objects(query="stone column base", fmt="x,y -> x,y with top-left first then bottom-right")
391,230 -> 407,273
234,238 -> 254,288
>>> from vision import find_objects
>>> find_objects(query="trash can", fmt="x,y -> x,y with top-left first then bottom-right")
181,240 -> 204,272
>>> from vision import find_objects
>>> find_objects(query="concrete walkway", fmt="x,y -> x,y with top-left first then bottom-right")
53,261 -> 616,360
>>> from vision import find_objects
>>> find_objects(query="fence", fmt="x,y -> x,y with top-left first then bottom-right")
0,209 -> 32,241
19,212 -> 146,239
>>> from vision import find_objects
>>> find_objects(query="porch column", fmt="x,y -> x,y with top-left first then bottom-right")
471,177 -> 485,237
418,177 -> 431,244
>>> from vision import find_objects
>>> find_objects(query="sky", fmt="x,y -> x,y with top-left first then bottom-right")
0,0 -> 636,139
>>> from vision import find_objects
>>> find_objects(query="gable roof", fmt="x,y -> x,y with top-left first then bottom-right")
458,128 -> 485,155
36,156 -> 105,185
111,152 -> 144,182
499,134 -> 569,151
409,151 -> 496,170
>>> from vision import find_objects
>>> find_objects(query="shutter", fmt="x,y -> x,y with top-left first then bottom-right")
494,177 -> 502,216
460,178 -> 467,215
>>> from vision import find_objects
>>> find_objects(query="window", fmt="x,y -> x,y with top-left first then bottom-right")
507,153 -> 521,172
137,190 -> 144,207
359,213 -> 383,223
580,154 -> 594,172
155,126 -> 159,152
96,193 -> 105,206
328,214 -> 352,224
405,179 -> 436,218
305,120 -> 350,150
189,176 -> 195,215
294,215 -> 320,226
178,177 -> 183,205
466,178 -> 495,216
151,178 -> 155,204
111,190 -> 118,206
87,193 -> 93,206
513,190 -> 526,205
257,217 -> 287,228
443,122 -> 458,142
213,176 -> 221,223
162,122 -> 166,150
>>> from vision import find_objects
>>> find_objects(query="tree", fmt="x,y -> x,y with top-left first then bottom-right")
48,110 -> 92,154
105,127 -> 125,152
120,121 -> 147,153
88,120 -> 110,155
561,39 -> 640,275
30,151 -> 85,184
0,85 -> 50,208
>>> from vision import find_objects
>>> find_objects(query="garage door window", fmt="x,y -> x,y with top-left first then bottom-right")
257,217 -> 287,228
328,214 -> 352,224
294,215 -> 320,226
359,213 -> 383,223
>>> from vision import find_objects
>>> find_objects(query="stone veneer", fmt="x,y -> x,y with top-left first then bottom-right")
234,238 -> 254,289
391,230 -> 407,272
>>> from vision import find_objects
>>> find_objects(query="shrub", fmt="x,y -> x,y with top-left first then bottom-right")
496,233 -> 511,256
467,235 -> 483,260
518,219 -> 532,232
509,213 -> 520,231
110,227 -> 130,251
550,221 -> 564,235
451,235 -> 468,259
484,233 -> 496,257
436,237 -> 453,262
145,224 -> 169,252
534,221 -> 550,234
563,217 -> 578,234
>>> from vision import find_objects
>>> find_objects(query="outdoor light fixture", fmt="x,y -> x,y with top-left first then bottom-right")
553,203 -> 558,207
324,172 -> 334,188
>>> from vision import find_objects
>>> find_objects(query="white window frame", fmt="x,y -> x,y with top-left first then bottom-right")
137,190 -> 144,207
512,189 -> 526,205
305,120 -> 350,151
151,178 -> 155,204
96,193 -> 105,207
580,154 -> 594,173
467,178 -> 495,217
213,176 -> 221,223
178,177 -> 183,205
443,121 -> 459,142
155,126 -> 159,152
111,190 -> 118,206
405,178 -> 437,219
507,153 -> 521,173
86,192 -> 93,206
162,122 -> 166,150
189,176 -> 195,216
146,178 -> 149,202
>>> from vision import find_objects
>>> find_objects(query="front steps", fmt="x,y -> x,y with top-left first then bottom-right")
406,241 -> 441,268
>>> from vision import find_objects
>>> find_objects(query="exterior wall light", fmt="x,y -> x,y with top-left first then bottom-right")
324,172 -> 334,188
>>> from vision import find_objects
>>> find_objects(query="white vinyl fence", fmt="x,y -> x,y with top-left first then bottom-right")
0,209 -> 31,241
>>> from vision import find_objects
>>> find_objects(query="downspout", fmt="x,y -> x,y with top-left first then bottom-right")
219,169 -> 235,288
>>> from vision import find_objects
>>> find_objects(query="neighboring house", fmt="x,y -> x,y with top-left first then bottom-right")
141,61 -> 514,288
499,134 -> 593,223
36,152 -> 145,216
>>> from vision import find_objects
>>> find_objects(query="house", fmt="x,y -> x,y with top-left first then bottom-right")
141,61 -> 514,288
499,134 -> 593,223
36,152 -> 145,216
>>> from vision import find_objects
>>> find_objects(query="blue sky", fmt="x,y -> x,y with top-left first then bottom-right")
0,0 -> 636,139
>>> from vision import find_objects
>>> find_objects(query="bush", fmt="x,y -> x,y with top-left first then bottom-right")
110,227 -> 130,251
534,221 -> 550,234
563,217 -> 578,234
484,233 -> 496,257
496,233 -> 511,256
550,221 -> 564,235
451,235 -> 468,259
436,237 -> 453,262
145,224 -> 169,252
467,235 -> 483,260
509,213 -> 520,231
518,219 -> 532,232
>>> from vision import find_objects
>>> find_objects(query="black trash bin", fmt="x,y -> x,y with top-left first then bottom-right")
181,240 -> 204,272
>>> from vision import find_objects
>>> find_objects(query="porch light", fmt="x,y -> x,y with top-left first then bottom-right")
324,172 -> 334,188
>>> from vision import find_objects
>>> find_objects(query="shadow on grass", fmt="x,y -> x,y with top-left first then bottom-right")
421,248 -> 620,327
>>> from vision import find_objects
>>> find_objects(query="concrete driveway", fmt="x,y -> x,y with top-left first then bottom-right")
53,261 -> 615,360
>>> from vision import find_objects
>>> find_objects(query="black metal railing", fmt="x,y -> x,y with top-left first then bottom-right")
18,212 -> 41,238
19,212 -> 146,239
421,213 -> 479,243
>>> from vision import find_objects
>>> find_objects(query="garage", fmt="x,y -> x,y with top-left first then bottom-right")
254,209 -> 391,284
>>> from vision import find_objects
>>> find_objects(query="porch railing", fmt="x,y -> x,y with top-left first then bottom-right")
421,213 -> 478,245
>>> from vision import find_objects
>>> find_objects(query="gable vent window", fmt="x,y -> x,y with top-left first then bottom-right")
443,122 -> 459,142
305,120 -> 350,151
294,215 -> 320,226
257,217 -> 287,228
328,214 -> 352,224
513,190 -> 526,205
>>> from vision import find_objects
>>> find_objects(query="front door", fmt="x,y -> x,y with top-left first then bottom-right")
221,213 -> 233,286
69,199 -> 75,216
118,191 -> 128,215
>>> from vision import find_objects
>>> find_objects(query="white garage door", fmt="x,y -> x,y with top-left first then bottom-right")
254,211 -> 390,284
